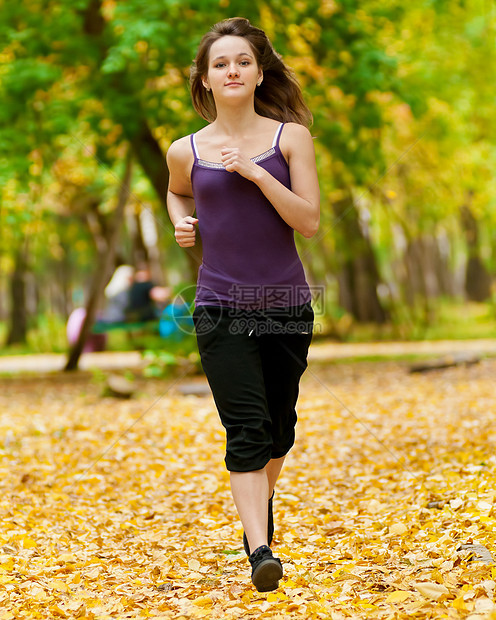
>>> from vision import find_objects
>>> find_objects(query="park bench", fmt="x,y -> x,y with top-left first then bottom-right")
91,319 -> 160,335
67,303 -> 194,352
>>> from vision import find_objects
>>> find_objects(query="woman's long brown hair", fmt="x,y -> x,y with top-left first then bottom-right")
190,17 -> 312,127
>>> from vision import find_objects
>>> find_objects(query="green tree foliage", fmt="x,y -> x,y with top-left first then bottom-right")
0,0 -> 494,346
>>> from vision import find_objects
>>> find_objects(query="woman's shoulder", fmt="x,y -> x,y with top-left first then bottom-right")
166,135 -> 193,164
281,122 -> 312,140
279,122 -> 313,157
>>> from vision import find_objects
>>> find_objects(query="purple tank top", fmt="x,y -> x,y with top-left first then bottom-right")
190,123 -> 311,309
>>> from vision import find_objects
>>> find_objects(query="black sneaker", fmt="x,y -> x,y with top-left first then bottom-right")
243,492 -> 274,556
249,545 -> 283,592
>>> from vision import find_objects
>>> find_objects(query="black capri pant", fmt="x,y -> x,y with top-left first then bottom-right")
193,303 -> 313,472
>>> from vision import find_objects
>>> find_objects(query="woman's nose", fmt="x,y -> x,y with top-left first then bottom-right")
227,64 -> 239,78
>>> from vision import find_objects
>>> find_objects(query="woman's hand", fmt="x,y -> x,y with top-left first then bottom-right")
174,216 -> 198,247
221,147 -> 262,182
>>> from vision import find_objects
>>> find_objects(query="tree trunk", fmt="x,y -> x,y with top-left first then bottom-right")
404,236 -> 451,301
6,245 -> 29,346
403,237 -> 435,325
81,0 -> 202,282
59,244 -> 73,318
131,205 -> 149,266
465,256 -> 492,302
65,150 -> 133,370
333,192 -> 388,323
127,120 -> 203,277
136,205 -> 166,285
460,201 -> 492,302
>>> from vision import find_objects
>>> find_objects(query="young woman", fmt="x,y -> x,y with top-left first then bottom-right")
166,17 -> 320,592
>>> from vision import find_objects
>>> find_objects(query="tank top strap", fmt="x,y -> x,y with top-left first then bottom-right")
272,122 -> 285,149
190,133 -> 200,162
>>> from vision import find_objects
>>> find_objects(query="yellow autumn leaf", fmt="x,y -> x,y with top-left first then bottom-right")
0,558 -> 14,571
477,501 -> 493,514
385,590 -> 412,603
0,575 -> 15,585
188,559 -> 201,571
366,499 -> 385,514
85,567 -> 100,579
50,579 -> 70,593
30,585 -> 48,601
57,553 -> 76,563
414,581 -> 449,600
193,596 -> 213,607
449,498 -> 464,510
389,523 -> 408,536
22,537 -> 37,549
452,595 -> 468,611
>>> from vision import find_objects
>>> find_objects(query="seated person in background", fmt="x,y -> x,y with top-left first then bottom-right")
102,264 -> 135,323
125,263 -> 171,322
67,265 -> 134,347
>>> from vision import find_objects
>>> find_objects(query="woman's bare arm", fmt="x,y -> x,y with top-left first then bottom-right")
166,138 -> 198,247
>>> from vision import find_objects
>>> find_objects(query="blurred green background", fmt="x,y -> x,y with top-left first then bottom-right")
1,0 -> 495,355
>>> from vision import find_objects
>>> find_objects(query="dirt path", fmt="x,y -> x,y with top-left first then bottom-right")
0,338 -> 495,374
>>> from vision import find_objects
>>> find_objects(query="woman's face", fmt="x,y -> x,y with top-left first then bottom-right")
204,35 -> 262,101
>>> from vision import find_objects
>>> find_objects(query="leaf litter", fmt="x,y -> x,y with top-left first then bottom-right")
0,358 -> 496,618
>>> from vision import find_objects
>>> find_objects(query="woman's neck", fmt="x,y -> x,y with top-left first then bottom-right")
212,104 -> 260,138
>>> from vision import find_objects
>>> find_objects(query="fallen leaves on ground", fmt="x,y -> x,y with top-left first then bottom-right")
1,357 -> 496,619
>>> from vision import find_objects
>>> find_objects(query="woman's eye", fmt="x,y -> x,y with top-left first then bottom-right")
213,61 -> 250,68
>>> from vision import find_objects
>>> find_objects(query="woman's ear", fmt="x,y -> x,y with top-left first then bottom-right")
256,71 -> 263,87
